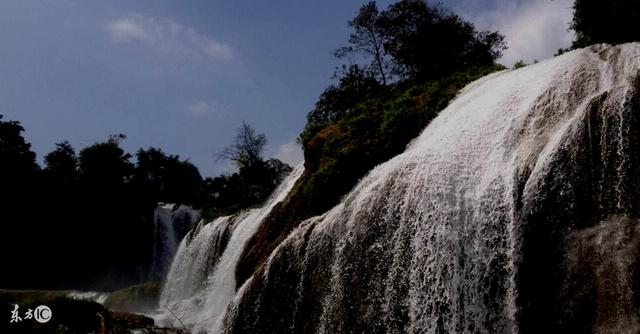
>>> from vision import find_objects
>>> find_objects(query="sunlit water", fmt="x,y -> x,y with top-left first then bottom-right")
155,43 -> 640,333
150,164 -> 304,332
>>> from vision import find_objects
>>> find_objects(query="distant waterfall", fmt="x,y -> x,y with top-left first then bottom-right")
152,164 -> 304,331
68,291 -> 110,305
219,43 -> 640,334
149,204 -> 201,281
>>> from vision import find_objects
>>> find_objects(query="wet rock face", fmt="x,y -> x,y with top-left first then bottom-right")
517,58 -> 640,333
150,204 -> 201,281
153,165 -> 305,332
160,216 -> 235,305
220,44 -> 640,334
560,216 -> 640,333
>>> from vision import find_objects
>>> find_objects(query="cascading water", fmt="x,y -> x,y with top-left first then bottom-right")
67,291 -> 110,305
219,43 -> 640,334
152,164 -> 304,331
149,204 -> 201,281
160,216 -> 236,305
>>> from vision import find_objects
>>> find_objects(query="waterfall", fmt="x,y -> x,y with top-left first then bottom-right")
152,164 -> 305,331
68,291 -> 110,304
219,43 -> 640,334
160,216 -> 235,305
149,204 -> 201,281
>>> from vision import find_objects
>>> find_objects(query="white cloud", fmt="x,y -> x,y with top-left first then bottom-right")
462,0 -> 574,67
274,140 -> 303,167
188,100 -> 212,115
108,19 -> 146,43
204,40 -> 233,60
107,14 -> 233,62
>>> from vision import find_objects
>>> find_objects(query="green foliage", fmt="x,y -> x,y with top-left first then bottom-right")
0,114 -> 290,290
217,121 -> 267,170
380,0 -> 505,81
513,60 -> 527,69
204,157 -> 292,220
301,65 -> 382,143
571,0 -> 640,48
44,141 -> 78,182
336,0 -> 506,85
335,2 -> 392,84
0,129 -> 207,290
237,64 -> 505,286
134,147 -> 205,206
0,115 -> 38,179
303,0 -> 506,147
78,136 -> 134,187
237,1 -> 509,286
0,115 -> 44,289
205,122 -> 292,220
302,64 -> 503,202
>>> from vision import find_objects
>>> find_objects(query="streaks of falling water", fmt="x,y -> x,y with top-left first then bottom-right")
220,43 -> 640,334
152,164 -> 305,331
149,204 -> 201,281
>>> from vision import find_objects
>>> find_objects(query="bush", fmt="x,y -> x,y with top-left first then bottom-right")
237,64 -> 505,287
571,0 -> 640,48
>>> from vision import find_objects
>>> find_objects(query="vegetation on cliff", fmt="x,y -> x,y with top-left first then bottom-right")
571,0 -> 640,48
236,0 -> 507,287
203,122 -> 292,220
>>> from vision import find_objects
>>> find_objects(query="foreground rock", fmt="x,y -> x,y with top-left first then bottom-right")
0,289 -> 186,333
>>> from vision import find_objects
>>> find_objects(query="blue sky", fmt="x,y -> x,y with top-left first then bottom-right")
0,0 -> 572,176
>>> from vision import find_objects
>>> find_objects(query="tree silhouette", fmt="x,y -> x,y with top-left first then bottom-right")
380,0 -> 506,81
78,136 -> 133,187
336,2 -> 392,85
217,121 -> 267,170
0,115 -> 41,288
0,115 -> 38,179
571,0 -> 640,48
44,141 -> 78,182
304,64 -> 381,134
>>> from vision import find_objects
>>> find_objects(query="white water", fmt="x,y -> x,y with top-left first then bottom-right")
150,204 -> 200,281
219,44 -> 640,333
160,216 -> 235,304
153,164 -> 304,331
68,291 -> 110,305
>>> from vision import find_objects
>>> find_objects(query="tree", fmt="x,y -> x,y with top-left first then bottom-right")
571,0 -> 640,48
336,2 -> 392,85
513,60 -> 527,69
305,64 -> 381,132
133,147 -> 170,199
0,115 -> 38,178
266,158 -> 293,184
163,159 -> 204,206
0,115 -> 41,288
217,122 -> 267,170
203,122 -> 294,219
44,141 -> 78,182
333,0 -> 506,85
78,135 -> 133,187
380,0 -> 506,81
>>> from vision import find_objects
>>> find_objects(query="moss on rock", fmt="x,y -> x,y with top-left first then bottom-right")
235,65 -> 505,288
